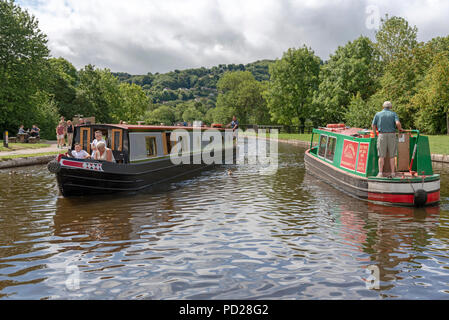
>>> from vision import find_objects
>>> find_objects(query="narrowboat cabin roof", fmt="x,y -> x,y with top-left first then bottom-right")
76,124 -> 228,131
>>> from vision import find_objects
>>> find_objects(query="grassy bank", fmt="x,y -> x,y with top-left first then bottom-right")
243,132 -> 449,155
427,135 -> 449,155
0,150 -> 65,161
0,141 -> 50,152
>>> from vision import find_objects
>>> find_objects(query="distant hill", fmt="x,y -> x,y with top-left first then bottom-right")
112,59 -> 274,106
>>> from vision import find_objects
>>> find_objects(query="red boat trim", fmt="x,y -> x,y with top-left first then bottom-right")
61,159 -> 104,172
61,160 -> 83,168
368,190 -> 440,204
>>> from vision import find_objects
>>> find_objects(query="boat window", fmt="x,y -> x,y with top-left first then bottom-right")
80,127 -> 91,153
111,129 -> 122,151
161,132 -> 170,155
146,136 -> 157,157
325,136 -> 337,161
318,135 -> 328,157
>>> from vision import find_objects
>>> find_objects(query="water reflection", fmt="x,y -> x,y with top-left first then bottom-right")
305,173 -> 448,298
0,143 -> 449,299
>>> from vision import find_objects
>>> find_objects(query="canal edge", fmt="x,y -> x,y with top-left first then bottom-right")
0,155 -> 57,169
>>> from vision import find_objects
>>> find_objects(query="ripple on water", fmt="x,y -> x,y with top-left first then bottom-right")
1,146 -> 449,299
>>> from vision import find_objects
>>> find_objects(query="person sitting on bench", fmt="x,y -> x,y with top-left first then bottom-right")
18,125 -> 26,134
30,125 -> 40,137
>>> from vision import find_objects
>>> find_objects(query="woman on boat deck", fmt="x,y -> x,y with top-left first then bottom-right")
372,101 -> 403,178
94,141 -> 115,162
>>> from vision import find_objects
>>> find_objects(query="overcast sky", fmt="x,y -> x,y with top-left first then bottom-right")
17,0 -> 449,74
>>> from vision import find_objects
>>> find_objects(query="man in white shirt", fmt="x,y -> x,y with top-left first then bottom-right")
90,130 -> 107,158
71,143 -> 90,159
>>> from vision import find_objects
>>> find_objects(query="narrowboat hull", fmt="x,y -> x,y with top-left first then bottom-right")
304,149 -> 440,207
51,147 -> 236,197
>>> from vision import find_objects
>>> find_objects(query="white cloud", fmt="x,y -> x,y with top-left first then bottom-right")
17,0 -> 449,74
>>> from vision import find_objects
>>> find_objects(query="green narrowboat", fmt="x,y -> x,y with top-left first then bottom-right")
304,124 -> 440,207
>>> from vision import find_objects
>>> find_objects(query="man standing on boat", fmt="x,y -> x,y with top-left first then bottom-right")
227,115 -> 239,131
372,101 -> 403,178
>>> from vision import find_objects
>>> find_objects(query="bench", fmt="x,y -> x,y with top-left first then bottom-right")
8,137 -> 17,143
17,133 -> 28,143
28,136 -> 40,144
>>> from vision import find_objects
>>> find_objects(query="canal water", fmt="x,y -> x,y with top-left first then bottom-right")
1,142 -> 449,299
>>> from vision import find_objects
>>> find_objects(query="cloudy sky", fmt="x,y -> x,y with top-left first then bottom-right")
17,0 -> 449,74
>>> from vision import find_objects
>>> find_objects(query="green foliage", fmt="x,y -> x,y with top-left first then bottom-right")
30,91 -> 59,139
266,46 -> 321,126
111,60 -> 273,120
73,65 -> 150,124
412,52 -> 449,134
144,105 -> 176,125
112,83 -> 150,124
375,15 -> 418,63
75,65 -> 115,123
374,39 -> 442,130
47,57 -> 78,119
182,106 -> 203,123
216,71 -> 267,124
344,93 -> 379,128
208,105 -> 234,125
312,36 -> 381,125
0,0 -> 50,133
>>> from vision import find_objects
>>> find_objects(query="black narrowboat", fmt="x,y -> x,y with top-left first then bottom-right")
47,123 -> 237,196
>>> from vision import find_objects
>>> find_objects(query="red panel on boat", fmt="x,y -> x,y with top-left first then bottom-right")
340,140 -> 358,171
368,192 -> 414,204
368,190 -> 440,205
356,142 -> 369,174
427,190 -> 440,203
62,160 -> 83,168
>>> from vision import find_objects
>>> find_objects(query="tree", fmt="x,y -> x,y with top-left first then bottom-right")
0,0 -> 50,132
374,40 -> 437,129
344,93 -> 379,128
75,65 -> 122,123
312,36 -> 381,125
30,90 -> 59,139
266,46 -> 320,126
412,52 -> 449,134
144,105 -> 176,125
182,106 -> 203,123
111,83 -> 150,124
208,104 -> 235,125
216,71 -> 268,125
47,57 -> 78,119
375,15 -> 418,63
